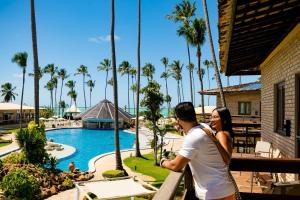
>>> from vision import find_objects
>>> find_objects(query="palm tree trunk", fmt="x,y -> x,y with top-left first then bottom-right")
131,77 -> 135,114
31,0 -> 40,125
227,76 -> 230,86
111,0 -> 124,170
135,0 -> 142,157
181,79 -> 185,101
54,87 -> 57,115
177,81 -> 181,103
90,89 -> 92,107
192,70 -> 196,105
165,77 -> 170,115
187,42 -> 193,104
83,75 -> 86,110
105,70 -> 108,99
20,68 -> 26,129
197,45 -> 205,120
202,0 -> 226,107
59,79 -> 64,116
127,73 -> 130,113
206,66 -> 210,106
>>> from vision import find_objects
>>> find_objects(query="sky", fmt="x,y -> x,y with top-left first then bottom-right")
0,0 -> 259,109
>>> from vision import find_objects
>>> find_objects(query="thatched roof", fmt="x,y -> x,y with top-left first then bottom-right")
199,81 -> 261,95
74,99 -> 132,122
0,102 -> 35,111
219,0 -> 300,75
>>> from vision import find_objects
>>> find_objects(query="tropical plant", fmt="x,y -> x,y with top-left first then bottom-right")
110,0 -> 125,172
43,64 -> 57,79
12,52 -> 28,129
129,67 -> 137,114
130,83 -> 137,114
46,156 -> 59,171
58,100 -> 66,116
135,0 -> 142,158
65,80 -> 76,105
52,75 -> 58,112
39,107 -> 54,118
170,60 -> 183,103
187,62 -> 196,103
1,168 -> 39,200
118,61 -> 131,112
142,63 -> 155,83
160,57 -> 171,116
58,68 -> 69,116
97,59 -> 111,99
190,17 -> 206,117
31,0 -> 40,124
140,80 -> 164,165
203,59 -> 212,105
67,90 -> 77,107
44,80 -> 55,109
75,65 -> 90,110
107,77 -> 114,87
86,80 -> 95,107
202,0 -> 226,107
1,82 -> 17,102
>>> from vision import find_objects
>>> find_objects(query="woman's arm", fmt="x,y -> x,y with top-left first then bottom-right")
215,131 -> 232,164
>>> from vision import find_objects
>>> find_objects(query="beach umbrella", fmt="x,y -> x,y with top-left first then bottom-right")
39,117 -> 47,121
48,117 -> 55,121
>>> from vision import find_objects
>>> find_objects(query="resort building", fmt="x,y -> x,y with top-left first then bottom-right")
200,82 -> 261,122
218,0 -> 300,161
0,102 -> 35,125
75,99 -> 132,129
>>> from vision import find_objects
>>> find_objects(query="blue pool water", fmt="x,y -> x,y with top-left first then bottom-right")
46,128 -> 135,171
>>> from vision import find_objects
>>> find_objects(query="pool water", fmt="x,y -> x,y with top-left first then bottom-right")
46,128 -> 135,171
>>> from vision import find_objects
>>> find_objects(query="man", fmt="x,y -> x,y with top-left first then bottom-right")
160,102 -> 235,200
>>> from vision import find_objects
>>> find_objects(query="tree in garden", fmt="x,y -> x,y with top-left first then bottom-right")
52,75 -> 58,113
160,57 -> 171,116
142,63 -> 155,83
44,80 -> 55,109
97,59 -> 111,99
170,60 -> 183,103
67,90 -> 77,107
141,80 -> 164,165
43,64 -> 57,110
118,61 -> 131,112
58,68 -> 69,116
75,65 -> 90,110
65,80 -> 76,105
12,52 -> 28,128
129,67 -> 137,114
58,100 -> 66,117
86,80 -> 95,107
1,83 -> 17,102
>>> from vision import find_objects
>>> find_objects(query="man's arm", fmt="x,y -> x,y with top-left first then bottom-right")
161,155 -> 190,172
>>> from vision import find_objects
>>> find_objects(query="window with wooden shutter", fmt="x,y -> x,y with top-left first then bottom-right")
275,81 -> 285,135
238,102 -> 251,115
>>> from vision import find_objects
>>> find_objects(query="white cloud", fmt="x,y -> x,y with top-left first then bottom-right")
13,73 -> 23,78
88,34 -> 120,43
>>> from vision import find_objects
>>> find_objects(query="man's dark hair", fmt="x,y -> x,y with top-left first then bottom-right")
175,102 -> 197,122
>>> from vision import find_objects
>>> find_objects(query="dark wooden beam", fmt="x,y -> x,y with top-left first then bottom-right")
240,192 -> 300,200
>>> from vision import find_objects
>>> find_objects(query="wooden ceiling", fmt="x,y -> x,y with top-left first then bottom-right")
219,0 -> 300,75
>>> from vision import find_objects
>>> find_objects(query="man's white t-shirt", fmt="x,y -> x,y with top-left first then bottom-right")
178,123 -> 235,200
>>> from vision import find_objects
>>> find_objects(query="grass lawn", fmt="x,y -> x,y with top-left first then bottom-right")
123,152 -> 170,187
0,140 -> 12,147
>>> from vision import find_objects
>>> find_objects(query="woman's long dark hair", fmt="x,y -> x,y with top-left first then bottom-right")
213,107 -> 234,139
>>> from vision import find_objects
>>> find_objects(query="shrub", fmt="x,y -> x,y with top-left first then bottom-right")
0,168 -> 39,200
62,177 -> 74,189
102,169 -> 125,178
27,120 -> 45,133
40,107 -> 54,118
45,156 -> 59,171
2,152 -> 28,164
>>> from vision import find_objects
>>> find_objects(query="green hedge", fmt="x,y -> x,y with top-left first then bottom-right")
102,169 -> 125,178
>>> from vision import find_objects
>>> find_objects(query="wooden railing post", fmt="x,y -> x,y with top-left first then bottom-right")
182,165 -> 196,200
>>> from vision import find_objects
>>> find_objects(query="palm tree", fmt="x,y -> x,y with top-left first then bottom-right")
28,67 -> 43,80
142,63 -> 155,83
129,67 -> 137,114
67,90 -> 77,107
167,0 -> 196,104
187,62 -> 196,104
43,64 -> 57,79
170,60 -> 183,103
86,80 -> 95,107
130,83 -> 137,114
75,65 -> 90,110
30,0 -> 40,124
135,0 -> 142,157
1,83 -> 17,102
59,100 -> 66,117
111,0 -> 124,171
52,75 -> 58,114
65,80 -> 76,105
202,0 -> 226,107
203,59 -> 212,105
58,68 -> 69,116
118,61 -> 131,112
12,52 -> 28,128
107,77 -> 114,87
44,80 -> 55,109
97,59 -> 111,99
160,57 -> 171,115
190,17 -> 206,118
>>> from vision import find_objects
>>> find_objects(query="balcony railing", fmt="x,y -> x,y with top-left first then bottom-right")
153,157 -> 300,200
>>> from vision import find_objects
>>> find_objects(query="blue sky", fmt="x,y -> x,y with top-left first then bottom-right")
0,0 -> 259,109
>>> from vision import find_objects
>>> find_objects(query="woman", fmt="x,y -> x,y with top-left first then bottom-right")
210,107 -> 234,164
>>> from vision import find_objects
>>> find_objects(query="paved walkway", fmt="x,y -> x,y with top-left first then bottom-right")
0,133 -> 20,157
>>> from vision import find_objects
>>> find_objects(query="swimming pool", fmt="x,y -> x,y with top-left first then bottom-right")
46,128 -> 135,171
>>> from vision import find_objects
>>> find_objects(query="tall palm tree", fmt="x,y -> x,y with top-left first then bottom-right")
107,77 -> 114,87
1,83 -> 17,102
129,67 -> 137,114
190,17 -> 206,118
52,75 -> 58,114
43,64 -> 57,79
118,61 -> 131,112
135,0 -> 142,158
187,62 -> 196,104
59,100 -> 66,117
30,0 -> 40,124
86,80 -> 95,107
170,60 -> 183,103
203,59 -> 212,105
97,59 -> 111,99
167,0 -> 196,103
67,90 -> 77,107
44,80 -> 55,109
160,57 -> 171,115
58,68 -> 69,116
111,0 -> 124,171
75,65 -> 90,110
202,0 -> 226,107
65,80 -> 76,105
130,83 -> 137,115
142,63 -> 155,83
12,52 -> 28,128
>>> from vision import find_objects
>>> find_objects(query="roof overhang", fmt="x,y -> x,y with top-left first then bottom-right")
219,0 -> 300,75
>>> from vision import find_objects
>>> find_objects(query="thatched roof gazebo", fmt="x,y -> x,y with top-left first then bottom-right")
74,99 -> 132,129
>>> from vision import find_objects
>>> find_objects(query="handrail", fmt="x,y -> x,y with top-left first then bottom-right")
153,157 -> 300,200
